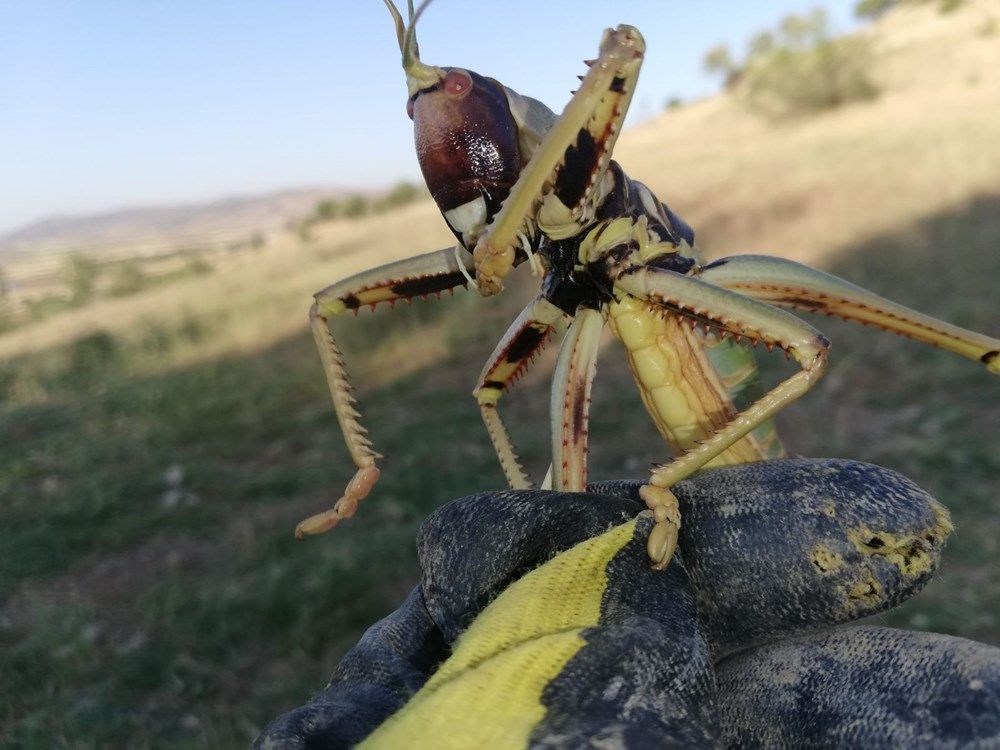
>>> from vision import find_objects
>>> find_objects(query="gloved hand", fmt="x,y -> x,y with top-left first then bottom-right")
255,459 -> 1000,749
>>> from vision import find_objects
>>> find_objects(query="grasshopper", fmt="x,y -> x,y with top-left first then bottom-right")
297,1 -> 1000,569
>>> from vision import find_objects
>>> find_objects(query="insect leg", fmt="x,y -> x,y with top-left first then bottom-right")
550,307 -> 606,492
474,296 -> 564,488
699,255 -> 1000,373
296,246 -> 475,537
473,25 -> 645,294
614,267 -> 830,569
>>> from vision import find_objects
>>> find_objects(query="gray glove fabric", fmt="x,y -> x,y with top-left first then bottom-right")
256,459 -> 1000,748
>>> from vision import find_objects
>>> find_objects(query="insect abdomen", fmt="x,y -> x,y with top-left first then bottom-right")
607,296 -> 772,466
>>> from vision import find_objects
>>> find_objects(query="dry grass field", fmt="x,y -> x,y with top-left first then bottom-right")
2,1 -> 998,746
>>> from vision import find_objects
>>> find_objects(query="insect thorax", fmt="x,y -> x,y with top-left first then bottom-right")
537,161 -> 698,315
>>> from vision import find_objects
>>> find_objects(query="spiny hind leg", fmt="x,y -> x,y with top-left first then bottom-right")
474,295 -> 564,488
699,254 -> 1000,372
297,246 -> 474,537
472,25 -> 646,293
614,266 -> 830,569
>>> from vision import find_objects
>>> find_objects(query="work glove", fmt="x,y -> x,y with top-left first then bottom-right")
255,458 -> 1000,748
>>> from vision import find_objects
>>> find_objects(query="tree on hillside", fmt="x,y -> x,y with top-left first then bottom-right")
703,44 -> 740,89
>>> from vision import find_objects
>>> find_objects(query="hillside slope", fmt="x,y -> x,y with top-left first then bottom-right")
615,0 -> 1000,266
0,187 -> 344,262
4,1 -> 997,362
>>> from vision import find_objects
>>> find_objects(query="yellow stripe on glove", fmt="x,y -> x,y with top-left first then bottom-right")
361,519 -> 637,749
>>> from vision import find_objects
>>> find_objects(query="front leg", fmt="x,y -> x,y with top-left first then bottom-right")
614,267 -> 830,569
296,247 -> 474,537
699,254 -> 1000,372
473,25 -> 645,294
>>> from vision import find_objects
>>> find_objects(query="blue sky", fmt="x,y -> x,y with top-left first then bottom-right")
0,1 -> 859,234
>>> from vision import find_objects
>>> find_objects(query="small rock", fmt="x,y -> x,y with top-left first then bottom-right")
116,631 -> 148,655
164,464 -> 185,487
181,714 -> 202,731
82,622 -> 102,644
161,488 -> 184,509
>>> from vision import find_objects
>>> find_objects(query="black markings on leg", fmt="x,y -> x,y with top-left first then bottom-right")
647,254 -> 697,275
571,385 -> 588,441
506,326 -> 548,363
555,129 -> 599,208
390,270 -> 470,297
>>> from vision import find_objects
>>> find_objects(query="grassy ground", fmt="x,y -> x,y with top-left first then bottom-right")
2,2 -> 999,746
2,200 -> 997,748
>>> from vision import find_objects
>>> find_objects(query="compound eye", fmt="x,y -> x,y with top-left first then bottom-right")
406,97 -> 415,120
444,69 -> 473,98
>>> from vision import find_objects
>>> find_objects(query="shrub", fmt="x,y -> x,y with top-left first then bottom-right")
703,44 -> 740,89
374,181 -> 422,213
0,308 -> 17,334
108,260 -> 146,297
67,330 -> 120,382
182,254 -> 212,277
342,194 -> 370,219
707,9 -> 880,120
62,253 -> 101,304
25,294 -> 74,321
296,222 -> 314,243
856,0 -> 966,19
314,199 -> 341,221
741,35 -> 879,118
855,0 -> 897,18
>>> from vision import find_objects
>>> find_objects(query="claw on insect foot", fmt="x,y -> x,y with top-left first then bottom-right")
294,465 -> 381,538
639,484 -> 681,569
647,519 -> 679,571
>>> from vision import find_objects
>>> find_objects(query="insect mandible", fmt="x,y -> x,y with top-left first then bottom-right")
296,0 -> 1000,569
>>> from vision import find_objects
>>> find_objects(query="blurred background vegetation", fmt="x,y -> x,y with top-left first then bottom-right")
703,8 -> 880,118
1,0 -> 998,746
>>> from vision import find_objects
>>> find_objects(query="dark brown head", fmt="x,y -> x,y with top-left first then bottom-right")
383,0 -> 523,248
408,68 -> 522,244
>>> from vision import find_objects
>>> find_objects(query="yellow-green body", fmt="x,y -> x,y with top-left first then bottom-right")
608,295 -> 773,467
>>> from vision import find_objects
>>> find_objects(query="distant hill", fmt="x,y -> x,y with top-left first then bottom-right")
0,187 -> 349,262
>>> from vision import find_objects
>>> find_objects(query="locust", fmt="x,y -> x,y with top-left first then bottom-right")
297,1 -> 1000,569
